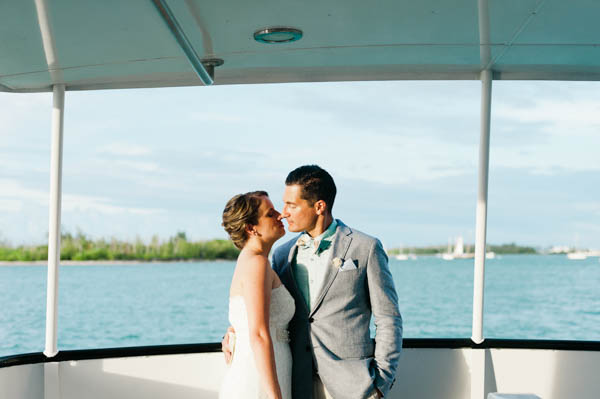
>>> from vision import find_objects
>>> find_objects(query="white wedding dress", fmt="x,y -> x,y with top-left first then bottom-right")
219,285 -> 295,399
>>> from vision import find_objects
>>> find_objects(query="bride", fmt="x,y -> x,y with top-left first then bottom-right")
219,191 -> 295,399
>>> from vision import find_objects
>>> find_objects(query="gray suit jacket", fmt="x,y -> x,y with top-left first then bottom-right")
272,220 -> 402,399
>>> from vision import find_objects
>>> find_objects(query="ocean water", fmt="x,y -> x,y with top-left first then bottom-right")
1,255 -> 599,358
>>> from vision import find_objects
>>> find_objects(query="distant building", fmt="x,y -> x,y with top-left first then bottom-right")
549,245 -> 570,254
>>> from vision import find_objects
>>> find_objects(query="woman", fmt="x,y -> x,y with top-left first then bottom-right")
219,191 -> 294,399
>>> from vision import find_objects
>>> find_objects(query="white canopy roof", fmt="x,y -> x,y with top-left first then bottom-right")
2,0 -> 600,91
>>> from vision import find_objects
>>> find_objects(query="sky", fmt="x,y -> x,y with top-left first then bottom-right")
1,80 -> 599,249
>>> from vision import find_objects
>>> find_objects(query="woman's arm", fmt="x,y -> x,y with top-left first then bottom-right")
242,255 -> 282,399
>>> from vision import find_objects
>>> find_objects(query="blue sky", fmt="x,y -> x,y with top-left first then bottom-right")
1,81 -> 599,249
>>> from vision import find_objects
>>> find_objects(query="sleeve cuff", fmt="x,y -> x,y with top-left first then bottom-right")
375,374 -> 395,397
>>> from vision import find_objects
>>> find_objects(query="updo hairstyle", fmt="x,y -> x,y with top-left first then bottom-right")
222,191 -> 268,249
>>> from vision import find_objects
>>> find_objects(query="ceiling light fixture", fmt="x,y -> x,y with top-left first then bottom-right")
254,27 -> 303,44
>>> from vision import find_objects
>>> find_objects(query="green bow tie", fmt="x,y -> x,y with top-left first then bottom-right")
297,235 -> 332,254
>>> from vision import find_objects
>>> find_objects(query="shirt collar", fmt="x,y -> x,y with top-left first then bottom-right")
317,219 -> 338,243
297,219 -> 338,253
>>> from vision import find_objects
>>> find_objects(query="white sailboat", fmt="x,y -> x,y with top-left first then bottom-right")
442,236 -> 496,260
567,252 -> 587,260
441,236 -> 475,260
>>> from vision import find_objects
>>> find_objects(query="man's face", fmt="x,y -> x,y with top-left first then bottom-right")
281,184 -> 318,233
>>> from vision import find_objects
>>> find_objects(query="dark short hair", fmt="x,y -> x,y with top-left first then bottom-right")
222,191 -> 268,249
285,165 -> 336,212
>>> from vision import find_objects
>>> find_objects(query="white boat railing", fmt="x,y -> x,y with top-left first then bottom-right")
3,340 -> 600,399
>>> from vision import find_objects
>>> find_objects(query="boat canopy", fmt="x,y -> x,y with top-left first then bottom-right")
2,0 -> 600,92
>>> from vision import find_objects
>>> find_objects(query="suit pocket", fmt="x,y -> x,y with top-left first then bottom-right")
335,267 -> 361,279
336,341 -> 374,360
333,267 -> 363,293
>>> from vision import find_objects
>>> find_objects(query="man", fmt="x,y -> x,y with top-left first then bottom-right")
224,165 -> 402,398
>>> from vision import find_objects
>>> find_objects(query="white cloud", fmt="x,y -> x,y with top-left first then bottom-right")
0,199 -> 23,212
188,111 -> 243,123
99,143 -> 152,156
0,178 -> 164,216
574,202 -> 600,216
62,193 -> 164,215
0,179 -> 48,206
495,99 -> 600,133
113,159 -> 160,173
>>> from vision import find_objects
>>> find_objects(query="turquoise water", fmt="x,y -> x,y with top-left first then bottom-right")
1,255 -> 599,358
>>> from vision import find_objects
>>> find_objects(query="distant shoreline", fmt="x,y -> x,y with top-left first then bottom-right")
0,259 -> 233,266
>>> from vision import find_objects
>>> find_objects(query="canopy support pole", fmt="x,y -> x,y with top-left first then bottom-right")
470,69 -> 492,399
472,70 -> 492,345
471,2 -> 492,398
35,0 -> 65,359
44,84 -> 65,358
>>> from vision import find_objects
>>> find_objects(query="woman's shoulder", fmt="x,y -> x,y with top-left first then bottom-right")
237,251 -> 270,274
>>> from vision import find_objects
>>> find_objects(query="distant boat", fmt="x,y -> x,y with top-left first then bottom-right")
440,236 -> 495,260
567,252 -> 587,260
441,236 -> 475,260
395,253 -> 417,261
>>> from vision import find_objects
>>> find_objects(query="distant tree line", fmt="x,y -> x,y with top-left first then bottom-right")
487,243 -> 537,254
388,242 -> 537,255
0,231 -> 239,262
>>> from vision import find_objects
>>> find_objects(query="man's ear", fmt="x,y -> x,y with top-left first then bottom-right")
314,200 -> 327,216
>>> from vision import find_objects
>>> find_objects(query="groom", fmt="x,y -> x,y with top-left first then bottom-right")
225,165 -> 402,398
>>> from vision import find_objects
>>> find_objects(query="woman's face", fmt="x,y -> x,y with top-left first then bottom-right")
252,196 -> 285,242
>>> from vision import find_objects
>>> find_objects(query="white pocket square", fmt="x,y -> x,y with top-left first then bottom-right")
340,259 -> 358,271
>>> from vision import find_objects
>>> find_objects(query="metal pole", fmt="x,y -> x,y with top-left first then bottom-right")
151,0 -> 214,85
472,69 -> 492,345
44,84 -> 65,358
478,0 -> 491,69
34,0 -> 63,84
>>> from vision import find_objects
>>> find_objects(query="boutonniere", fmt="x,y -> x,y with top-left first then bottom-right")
332,257 -> 343,269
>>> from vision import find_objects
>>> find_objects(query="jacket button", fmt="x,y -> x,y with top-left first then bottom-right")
308,317 -> 314,323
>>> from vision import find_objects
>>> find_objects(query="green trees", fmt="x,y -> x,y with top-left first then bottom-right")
487,243 -> 537,254
0,231 -> 240,261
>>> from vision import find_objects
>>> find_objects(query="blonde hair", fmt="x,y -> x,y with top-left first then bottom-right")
222,191 -> 268,249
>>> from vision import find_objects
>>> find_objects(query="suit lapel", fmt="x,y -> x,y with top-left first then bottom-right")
309,221 -> 352,317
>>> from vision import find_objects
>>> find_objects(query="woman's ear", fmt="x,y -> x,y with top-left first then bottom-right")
245,224 -> 255,236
